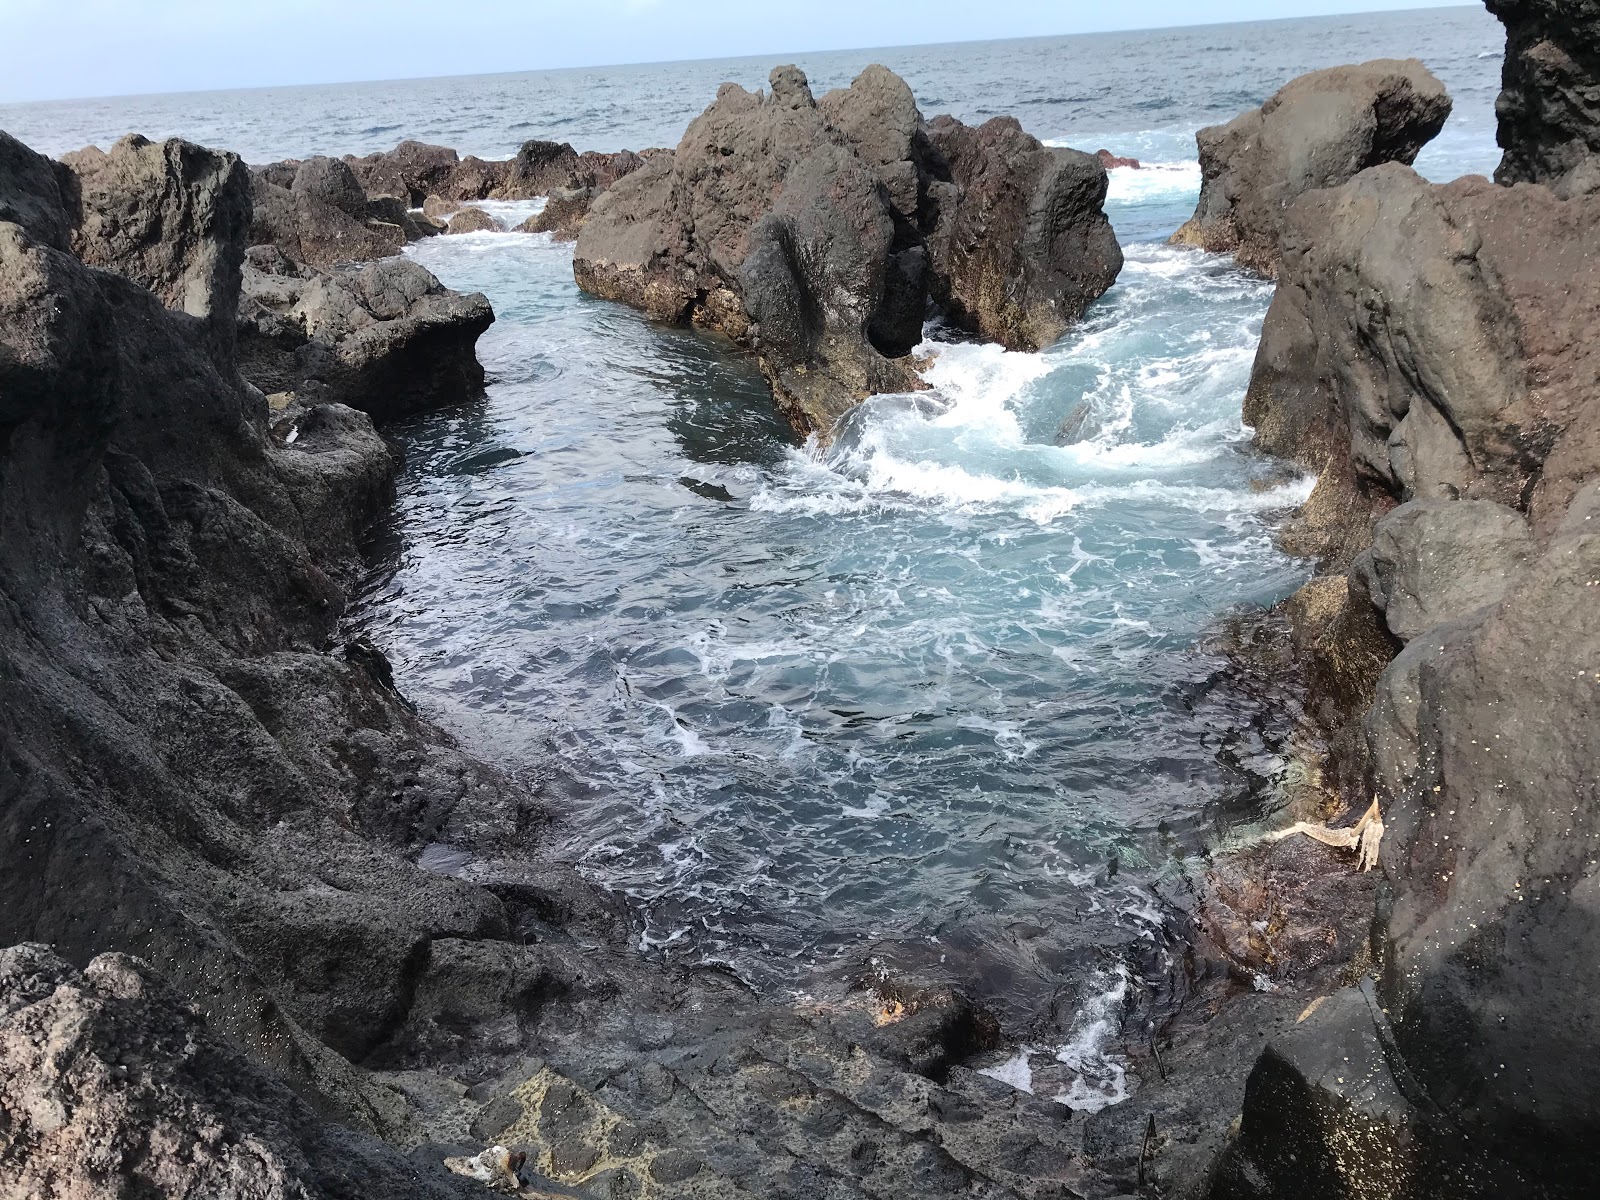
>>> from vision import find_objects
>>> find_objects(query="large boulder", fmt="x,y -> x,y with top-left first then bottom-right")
0,130 -> 74,252
1487,0 -> 1600,196
926,114 -> 1122,351
0,946 -> 480,1199
249,173 -> 413,266
291,154 -> 370,218
1172,60 -> 1452,275
1350,499 -> 1534,643
238,248 -> 494,422
342,139 -> 461,206
64,133 -> 251,340
575,64 -> 1120,436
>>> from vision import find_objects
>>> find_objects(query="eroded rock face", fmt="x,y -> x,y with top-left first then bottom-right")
238,248 -> 493,422
1172,60 -> 1452,275
0,127 -> 521,1133
0,946 -> 480,1199
1218,79 -> 1600,1192
65,133 -> 251,339
1488,0 -> 1600,196
926,115 -> 1122,352
575,64 -> 1119,435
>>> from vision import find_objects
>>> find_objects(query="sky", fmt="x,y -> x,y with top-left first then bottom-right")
5,1 -> 1478,104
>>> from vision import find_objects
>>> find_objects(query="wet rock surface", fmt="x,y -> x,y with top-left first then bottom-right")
574,64 -> 1120,436
1487,0 -> 1600,196
1171,60 -> 1451,275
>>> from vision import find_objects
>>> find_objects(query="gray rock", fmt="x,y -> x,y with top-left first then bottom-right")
1487,0 -> 1600,197
0,130 -> 74,252
1245,165 -> 1600,546
250,174 -> 410,267
292,154 -> 370,219
239,251 -> 494,422
925,114 -> 1122,351
343,139 -> 461,206
1350,499 -> 1533,642
1172,60 -> 1451,275
445,206 -> 499,234
65,132 -> 251,339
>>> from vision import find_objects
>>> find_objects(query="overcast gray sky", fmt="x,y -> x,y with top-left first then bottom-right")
5,1 -> 1476,103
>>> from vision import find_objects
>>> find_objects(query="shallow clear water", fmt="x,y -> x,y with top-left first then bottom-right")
9,4 -> 1506,1102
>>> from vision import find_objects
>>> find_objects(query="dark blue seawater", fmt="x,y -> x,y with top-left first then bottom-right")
3,6 -> 1505,1107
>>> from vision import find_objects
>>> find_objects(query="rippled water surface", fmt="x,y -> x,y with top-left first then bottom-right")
10,3 -> 1506,1099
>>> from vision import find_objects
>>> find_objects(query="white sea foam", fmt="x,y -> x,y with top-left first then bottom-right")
1051,964 -> 1133,1113
978,1049 -> 1036,1093
1104,160 -> 1203,204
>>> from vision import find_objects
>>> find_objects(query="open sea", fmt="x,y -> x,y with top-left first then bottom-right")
1,5 -> 1505,1108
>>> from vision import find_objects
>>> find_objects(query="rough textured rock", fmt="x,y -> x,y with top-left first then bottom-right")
926,115 -> 1122,351
520,187 -> 596,240
1172,60 -> 1452,275
1216,51 -> 1600,1192
445,205 -> 500,234
64,132 -> 251,341
0,946 -> 482,1199
1350,499 -> 1533,643
0,130 -> 74,251
575,64 -> 1119,435
250,174 -> 411,265
1247,165 -> 1600,547
292,154 -> 370,218
343,139 -> 461,206
1487,0 -> 1600,196
238,247 -> 494,421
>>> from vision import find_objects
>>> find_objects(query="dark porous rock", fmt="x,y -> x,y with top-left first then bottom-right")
445,205 -> 500,234
1487,0 -> 1600,196
423,192 -> 461,221
497,138 -> 582,197
1172,60 -> 1452,275
1350,499 -> 1533,643
0,130 -> 74,251
0,946 -> 481,1199
446,153 -> 511,200
1247,166 -> 1600,551
64,132 -> 251,341
250,174 -> 409,266
576,64 -> 1119,436
239,249 -> 493,422
343,139 -> 461,206
292,153 -> 370,218
926,114 -> 1123,351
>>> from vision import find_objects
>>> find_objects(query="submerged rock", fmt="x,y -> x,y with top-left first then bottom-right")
238,248 -> 494,422
1171,60 -> 1451,275
1487,0 -> 1600,196
575,64 -> 1119,436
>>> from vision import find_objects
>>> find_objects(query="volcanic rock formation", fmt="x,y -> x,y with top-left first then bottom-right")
1207,36 -> 1600,1198
573,64 -> 1121,436
1171,59 -> 1452,275
1487,0 -> 1600,196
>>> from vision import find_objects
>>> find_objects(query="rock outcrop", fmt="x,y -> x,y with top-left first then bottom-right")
0,946 -> 482,1199
1172,60 -> 1452,275
338,137 -> 646,207
1487,0 -> 1600,196
574,64 -> 1120,436
238,246 -> 493,422
250,155 -> 442,267
926,114 -> 1122,353
1210,35 -> 1600,1191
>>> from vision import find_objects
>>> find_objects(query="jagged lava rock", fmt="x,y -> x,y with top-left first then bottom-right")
925,114 -> 1122,352
239,247 -> 493,421
1487,0 -> 1600,196
64,132 -> 251,340
0,946 -> 481,1199
1172,59 -> 1452,275
576,64 -> 1119,436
